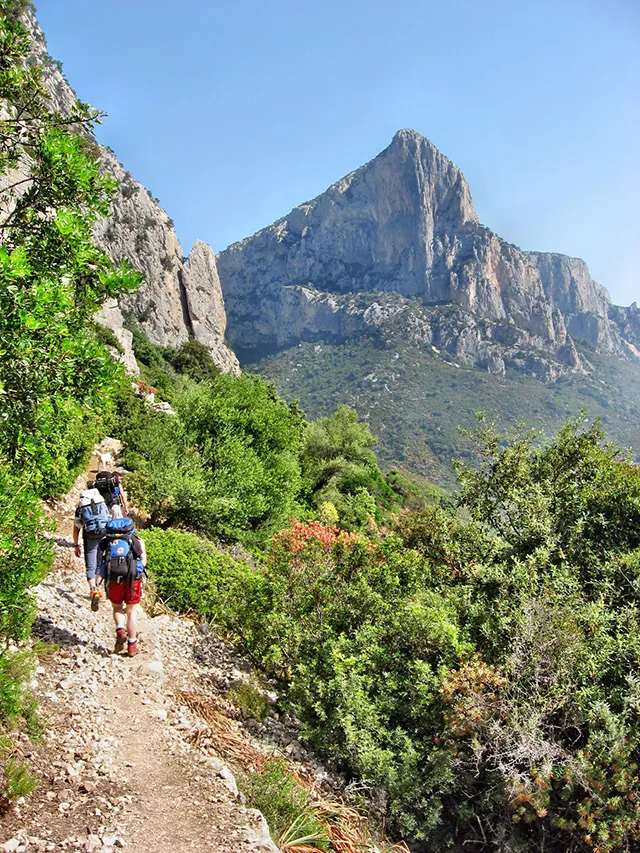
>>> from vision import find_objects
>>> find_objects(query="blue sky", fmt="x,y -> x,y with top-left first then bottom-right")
37,0 -> 639,306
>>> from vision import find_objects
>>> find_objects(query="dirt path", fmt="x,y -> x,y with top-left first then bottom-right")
0,441 -> 278,853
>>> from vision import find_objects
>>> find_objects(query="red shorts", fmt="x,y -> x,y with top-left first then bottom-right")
107,579 -> 143,605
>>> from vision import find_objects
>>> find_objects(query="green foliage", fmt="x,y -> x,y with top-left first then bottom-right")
121,374 -> 306,543
127,331 -> 221,396
91,321 -> 124,354
300,406 -> 400,530
3,757 -> 37,799
0,465 -> 51,646
129,326 -> 171,370
239,758 -> 329,849
166,420 -> 640,851
169,338 -> 221,384
0,648 -> 36,726
127,327 -> 180,400
144,527 -> 252,624
0,10 -> 140,489
384,468 -> 448,511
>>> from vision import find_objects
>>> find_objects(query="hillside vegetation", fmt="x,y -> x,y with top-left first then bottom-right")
136,407 -> 640,853
119,327 -> 640,851
245,336 -> 640,486
0,0 -> 138,793
2,6 -> 640,852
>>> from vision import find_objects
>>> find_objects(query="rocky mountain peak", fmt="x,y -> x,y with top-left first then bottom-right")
217,131 -> 638,377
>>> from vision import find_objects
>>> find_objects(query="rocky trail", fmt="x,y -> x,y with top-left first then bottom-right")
0,441 -> 297,853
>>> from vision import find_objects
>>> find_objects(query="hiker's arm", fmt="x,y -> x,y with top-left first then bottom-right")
120,484 -> 129,514
73,524 -> 80,557
139,538 -> 147,568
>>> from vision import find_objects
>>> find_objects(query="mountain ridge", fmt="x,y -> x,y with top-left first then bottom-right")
217,128 -> 637,379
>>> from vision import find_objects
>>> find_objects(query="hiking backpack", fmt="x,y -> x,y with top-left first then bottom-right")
88,471 -> 121,508
100,517 -> 140,587
78,489 -> 110,536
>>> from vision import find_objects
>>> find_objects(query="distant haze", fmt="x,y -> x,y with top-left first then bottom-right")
37,0 -> 639,306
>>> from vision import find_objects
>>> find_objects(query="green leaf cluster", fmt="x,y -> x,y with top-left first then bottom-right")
120,373 -> 307,543
0,7 -> 140,489
300,405 -> 400,530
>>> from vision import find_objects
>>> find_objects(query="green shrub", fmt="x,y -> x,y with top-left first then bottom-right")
144,528 -> 253,628
239,758 -> 329,849
168,339 -> 220,384
121,374 -> 306,543
91,322 -> 124,354
3,758 -> 37,799
0,466 -> 51,648
0,651 -> 34,727
207,420 -> 640,850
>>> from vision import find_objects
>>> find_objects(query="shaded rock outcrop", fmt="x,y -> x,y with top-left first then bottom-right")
218,129 -> 637,377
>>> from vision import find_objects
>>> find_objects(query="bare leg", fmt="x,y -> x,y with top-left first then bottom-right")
112,602 -> 126,631
126,603 -> 138,641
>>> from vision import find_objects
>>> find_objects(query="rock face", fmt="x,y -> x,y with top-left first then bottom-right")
92,156 -> 239,375
94,299 -> 139,376
218,129 -> 638,376
26,11 -> 239,376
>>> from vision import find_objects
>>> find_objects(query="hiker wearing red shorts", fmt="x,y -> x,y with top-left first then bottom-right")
98,518 -> 146,657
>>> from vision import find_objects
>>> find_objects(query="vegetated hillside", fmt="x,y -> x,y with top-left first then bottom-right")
246,336 -> 640,485
4,7 -> 640,852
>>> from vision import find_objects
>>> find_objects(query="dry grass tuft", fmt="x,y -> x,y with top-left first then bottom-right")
178,690 -> 409,853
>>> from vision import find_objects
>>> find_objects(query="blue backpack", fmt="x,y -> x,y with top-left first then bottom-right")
100,518 -> 142,587
79,491 -> 110,536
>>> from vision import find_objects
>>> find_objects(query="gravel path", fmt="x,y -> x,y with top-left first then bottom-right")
0,442 -> 279,853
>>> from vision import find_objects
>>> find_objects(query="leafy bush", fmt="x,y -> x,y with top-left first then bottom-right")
0,465 -> 51,648
0,9 -> 139,488
300,406 -> 397,529
122,374 -> 306,543
239,758 -> 329,849
0,650 -> 37,729
144,527 -> 253,628
3,757 -> 37,800
168,339 -> 220,384
91,321 -> 124,354
198,420 -> 640,851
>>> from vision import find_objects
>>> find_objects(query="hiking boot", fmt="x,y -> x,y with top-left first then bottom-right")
127,639 -> 138,657
90,589 -> 102,612
114,628 -> 127,653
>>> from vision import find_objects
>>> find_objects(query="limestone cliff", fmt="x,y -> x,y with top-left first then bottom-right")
218,129 -> 637,376
26,11 -> 239,376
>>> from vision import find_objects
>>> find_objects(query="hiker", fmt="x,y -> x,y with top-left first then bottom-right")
73,487 -> 110,611
86,470 -> 129,519
98,517 -> 146,657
